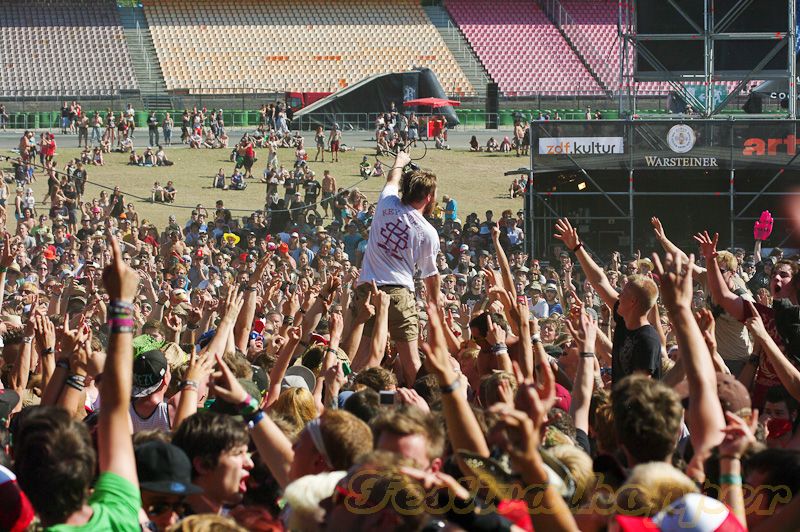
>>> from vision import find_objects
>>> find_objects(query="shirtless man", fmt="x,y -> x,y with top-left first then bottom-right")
329,124 -> 342,163
321,169 -> 337,218
514,120 -> 525,157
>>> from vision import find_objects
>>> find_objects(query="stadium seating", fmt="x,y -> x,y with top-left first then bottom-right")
143,0 -> 475,96
0,0 -> 138,97
444,0 -> 603,95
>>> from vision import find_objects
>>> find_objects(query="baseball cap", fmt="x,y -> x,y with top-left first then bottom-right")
613,493 -> 745,532
527,282 -> 543,293
0,389 -> 20,423
544,282 -> 558,291
132,349 -> 168,398
459,244 -> 469,253
0,465 -> 34,532
135,441 -> 203,496
675,372 -> 751,417
553,383 -> 571,413
281,365 -> 316,392
291,232 -> 299,238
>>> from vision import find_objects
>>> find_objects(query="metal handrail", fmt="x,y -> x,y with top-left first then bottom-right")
538,0 -> 615,94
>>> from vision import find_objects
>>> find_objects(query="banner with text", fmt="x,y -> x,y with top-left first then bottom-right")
538,137 -> 625,155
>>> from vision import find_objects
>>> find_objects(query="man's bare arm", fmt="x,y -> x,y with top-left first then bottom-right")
554,218 -> 618,308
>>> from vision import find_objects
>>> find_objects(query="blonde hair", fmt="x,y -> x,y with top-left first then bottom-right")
272,387 -> 318,427
549,445 -> 596,507
626,274 -> 659,312
283,471 -> 348,531
166,514 -> 247,532
615,462 -> 698,517
716,250 -> 738,273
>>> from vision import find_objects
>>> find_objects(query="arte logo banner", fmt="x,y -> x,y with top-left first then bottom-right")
539,137 -> 624,155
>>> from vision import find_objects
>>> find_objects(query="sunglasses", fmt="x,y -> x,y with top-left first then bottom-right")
146,500 -> 189,517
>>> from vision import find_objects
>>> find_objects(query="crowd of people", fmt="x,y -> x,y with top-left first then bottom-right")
1,106 -> 800,532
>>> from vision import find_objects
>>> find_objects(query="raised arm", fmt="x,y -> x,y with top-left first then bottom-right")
565,308 -> 597,435
385,150 -> 411,189
554,218 -> 618,308
694,231 -> 745,320
745,300 -> 800,402
97,233 -> 138,485
652,253 -> 725,472
423,298 -> 490,457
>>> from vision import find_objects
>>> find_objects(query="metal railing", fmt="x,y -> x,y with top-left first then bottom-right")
538,0 -> 616,95
443,20 -> 491,87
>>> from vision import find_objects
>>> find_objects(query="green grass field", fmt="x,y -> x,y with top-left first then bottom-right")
1,144 -> 529,227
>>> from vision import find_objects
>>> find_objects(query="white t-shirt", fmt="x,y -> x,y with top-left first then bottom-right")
359,183 -> 439,291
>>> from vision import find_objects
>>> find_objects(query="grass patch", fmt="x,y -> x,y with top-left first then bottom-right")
2,145 -> 529,226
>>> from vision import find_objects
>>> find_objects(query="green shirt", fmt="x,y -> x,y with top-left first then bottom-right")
47,472 -> 141,531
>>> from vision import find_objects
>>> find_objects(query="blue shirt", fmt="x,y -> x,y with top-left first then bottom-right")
445,199 -> 457,221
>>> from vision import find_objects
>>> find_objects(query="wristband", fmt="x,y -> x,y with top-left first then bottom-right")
719,473 -> 742,485
109,300 -> 134,313
186,322 -> 199,330
22,336 -> 33,344
108,318 -> 135,328
42,347 -> 54,356
580,352 -> 595,358
298,308 -> 307,314
0,266 -> 7,273
238,394 -> 260,418
283,316 -> 294,326
719,455 -> 741,462
110,325 -> 135,334
531,334 -> 541,344
65,378 -> 85,392
66,374 -> 86,391
245,286 -> 258,292
181,380 -> 199,391
572,242 -> 583,253
439,376 -> 461,394
248,409 -> 266,429
491,343 -> 508,354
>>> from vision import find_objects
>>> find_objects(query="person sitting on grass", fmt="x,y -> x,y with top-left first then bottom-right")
189,129 -> 203,149
119,135 -> 133,153
129,150 -> 141,166
164,180 -> 177,203
142,147 -> 156,166
509,177 -> 525,198
486,137 -> 499,152
469,135 -> 482,152
435,133 -> 450,150
214,168 -> 227,190
360,156 -> 372,178
152,181 -> 165,203
92,146 -> 105,166
500,136 -> 512,153
230,171 -> 247,191
155,145 -> 172,166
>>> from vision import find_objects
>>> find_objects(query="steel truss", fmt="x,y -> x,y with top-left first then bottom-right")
523,119 -> 800,259
617,0 -> 797,118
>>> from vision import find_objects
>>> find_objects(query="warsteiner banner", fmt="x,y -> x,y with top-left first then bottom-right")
531,119 -> 800,172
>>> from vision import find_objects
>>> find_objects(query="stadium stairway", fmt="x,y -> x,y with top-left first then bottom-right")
535,0 -> 613,98
423,5 -> 492,99
117,4 -> 171,110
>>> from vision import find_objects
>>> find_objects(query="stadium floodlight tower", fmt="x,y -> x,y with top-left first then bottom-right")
618,0 -> 797,118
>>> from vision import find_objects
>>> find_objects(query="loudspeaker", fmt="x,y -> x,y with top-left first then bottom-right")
743,94 -> 763,114
486,83 -> 499,129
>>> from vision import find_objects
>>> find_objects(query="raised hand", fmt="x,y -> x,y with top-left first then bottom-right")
651,216 -> 666,240
183,350 -> 215,387
513,359 -> 556,431
211,352 -> 249,404
485,314 -> 507,346
743,300 -> 769,341
102,229 -> 137,302
692,230 -> 719,260
396,387 -> 431,413
34,313 -> 56,351
553,218 -> 579,250
0,234 -> 19,268
754,210 -> 774,242
421,300 -> 455,380
164,312 -> 183,334
719,410 -> 758,459
652,252 -> 695,313
328,311 -> 344,343
565,307 -> 597,353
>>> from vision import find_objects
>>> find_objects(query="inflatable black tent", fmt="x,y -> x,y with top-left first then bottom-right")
294,67 -> 460,129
